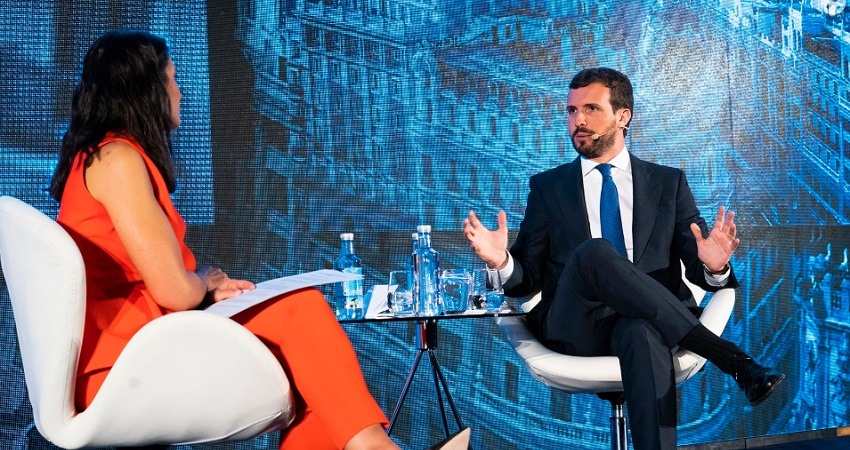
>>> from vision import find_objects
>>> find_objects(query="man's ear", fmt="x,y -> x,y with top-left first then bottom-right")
618,108 -> 632,128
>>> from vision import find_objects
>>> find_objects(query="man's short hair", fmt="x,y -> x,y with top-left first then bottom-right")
569,67 -> 634,115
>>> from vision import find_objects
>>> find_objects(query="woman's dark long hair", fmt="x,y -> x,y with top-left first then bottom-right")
50,30 -> 176,201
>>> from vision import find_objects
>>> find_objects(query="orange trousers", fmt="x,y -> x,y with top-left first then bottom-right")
232,288 -> 388,449
76,288 -> 388,449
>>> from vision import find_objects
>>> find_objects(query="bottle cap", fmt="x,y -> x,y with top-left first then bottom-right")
340,233 -> 354,241
416,225 -> 432,233
412,232 -> 419,239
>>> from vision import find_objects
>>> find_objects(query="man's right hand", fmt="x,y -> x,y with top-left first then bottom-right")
463,210 -> 509,269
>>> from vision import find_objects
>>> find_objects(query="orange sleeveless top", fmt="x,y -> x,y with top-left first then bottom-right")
57,132 -> 196,398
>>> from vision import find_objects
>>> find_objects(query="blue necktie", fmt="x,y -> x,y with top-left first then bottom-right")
596,163 -> 627,258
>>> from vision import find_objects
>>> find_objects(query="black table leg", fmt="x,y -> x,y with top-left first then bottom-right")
387,348 -> 426,435
429,350 -> 464,430
386,320 -> 465,438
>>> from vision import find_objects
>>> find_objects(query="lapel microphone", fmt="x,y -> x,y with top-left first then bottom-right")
591,125 -> 629,140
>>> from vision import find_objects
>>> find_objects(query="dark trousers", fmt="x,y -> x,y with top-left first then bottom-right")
540,239 -> 701,450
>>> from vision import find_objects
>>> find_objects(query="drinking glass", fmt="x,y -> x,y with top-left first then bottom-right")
485,267 -> 505,311
440,268 -> 471,314
470,267 -> 504,311
469,269 -> 488,310
387,270 -> 415,317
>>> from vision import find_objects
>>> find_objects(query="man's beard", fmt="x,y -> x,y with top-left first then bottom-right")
572,128 -> 616,159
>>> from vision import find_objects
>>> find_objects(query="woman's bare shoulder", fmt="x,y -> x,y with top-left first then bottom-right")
86,141 -> 151,201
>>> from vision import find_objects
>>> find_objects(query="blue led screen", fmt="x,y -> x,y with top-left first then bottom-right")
1,0 -> 849,449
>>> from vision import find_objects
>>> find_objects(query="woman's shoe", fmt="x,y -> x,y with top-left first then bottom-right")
426,427 -> 471,450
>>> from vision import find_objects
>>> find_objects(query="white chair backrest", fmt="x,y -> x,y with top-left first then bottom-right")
0,196 -> 84,442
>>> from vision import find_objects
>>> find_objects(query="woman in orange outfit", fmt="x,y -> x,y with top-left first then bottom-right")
49,30 -> 420,450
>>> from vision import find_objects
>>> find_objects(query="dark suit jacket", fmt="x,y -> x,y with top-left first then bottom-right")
503,153 -> 739,335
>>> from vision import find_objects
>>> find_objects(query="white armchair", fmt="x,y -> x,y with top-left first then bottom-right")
496,270 -> 735,450
0,196 -> 296,449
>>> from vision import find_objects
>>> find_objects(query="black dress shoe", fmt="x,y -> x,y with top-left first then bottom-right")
734,356 -> 785,406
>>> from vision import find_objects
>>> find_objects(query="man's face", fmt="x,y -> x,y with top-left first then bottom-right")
567,82 -> 623,160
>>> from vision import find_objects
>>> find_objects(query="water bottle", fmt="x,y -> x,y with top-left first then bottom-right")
412,225 -> 441,316
334,233 -> 364,319
409,232 -> 420,275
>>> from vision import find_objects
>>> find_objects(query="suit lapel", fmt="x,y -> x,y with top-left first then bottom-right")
553,159 -> 592,244
630,154 -> 662,265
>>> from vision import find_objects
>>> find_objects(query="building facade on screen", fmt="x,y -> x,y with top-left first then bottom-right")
237,0 -> 850,447
0,0 -> 213,221
1,0 -> 850,448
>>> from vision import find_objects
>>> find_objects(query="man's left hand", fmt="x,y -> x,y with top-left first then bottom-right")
690,206 -> 739,272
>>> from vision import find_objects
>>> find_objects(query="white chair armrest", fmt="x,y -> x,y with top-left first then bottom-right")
695,288 -> 735,336
496,314 -> 624,392
516,292 -> 542,312
498,287 -> 736,393
57,311 -> 295,448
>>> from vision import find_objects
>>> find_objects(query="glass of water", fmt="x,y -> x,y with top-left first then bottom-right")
387,270 -> 415,317
470,267 -> 504,311
440,268 -> 471,314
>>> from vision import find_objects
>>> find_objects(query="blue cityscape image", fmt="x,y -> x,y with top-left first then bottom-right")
1,0 -> 849,449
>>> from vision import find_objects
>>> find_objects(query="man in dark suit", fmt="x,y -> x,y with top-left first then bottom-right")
463,67 -> 784,449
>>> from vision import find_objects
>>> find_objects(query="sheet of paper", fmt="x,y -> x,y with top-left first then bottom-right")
364,284 -> 391,318
204,269 -> 361,317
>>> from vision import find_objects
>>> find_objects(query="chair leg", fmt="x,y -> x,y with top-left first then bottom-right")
597,392 -> 627,450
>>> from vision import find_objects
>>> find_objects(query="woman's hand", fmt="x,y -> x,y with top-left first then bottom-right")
197,266 -> 227,291
197,266 -> 255,303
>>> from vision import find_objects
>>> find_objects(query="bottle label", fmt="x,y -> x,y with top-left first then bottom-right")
341,267 -> 363,308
